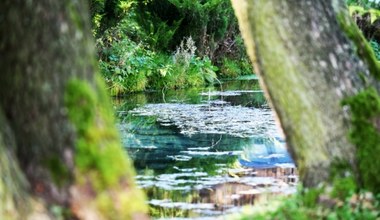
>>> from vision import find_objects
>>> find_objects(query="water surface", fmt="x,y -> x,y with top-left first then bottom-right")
114,79 -> 297,219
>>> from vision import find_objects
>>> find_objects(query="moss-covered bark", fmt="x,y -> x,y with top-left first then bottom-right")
232,0 -> 380,190
0,0 -> 147,219
0,109 -> 31,219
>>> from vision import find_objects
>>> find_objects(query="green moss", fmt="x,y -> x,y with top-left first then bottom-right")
64,77 -> 147,217
64,80 -> 96,133
65,78 -> 130,188
0,133 -> 30,219
342,87 -> 380,194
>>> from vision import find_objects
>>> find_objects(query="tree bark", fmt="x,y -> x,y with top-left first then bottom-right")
0,1 -> 147,219
232,0 -> 380,190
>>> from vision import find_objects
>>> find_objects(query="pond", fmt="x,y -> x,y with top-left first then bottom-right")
113,77 -> 298,219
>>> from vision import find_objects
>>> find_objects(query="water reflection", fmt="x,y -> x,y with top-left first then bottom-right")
115,79 -> 297,219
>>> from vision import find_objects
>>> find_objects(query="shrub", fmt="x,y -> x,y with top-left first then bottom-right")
98,31 -> 219,94
220,58 -> 241,78
220,57 -> 254,79
98,26 -> 156,95
171,37 -> 218,87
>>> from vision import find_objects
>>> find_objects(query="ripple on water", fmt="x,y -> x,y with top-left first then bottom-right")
129,102 -> 282,138
118,86 -> 296,218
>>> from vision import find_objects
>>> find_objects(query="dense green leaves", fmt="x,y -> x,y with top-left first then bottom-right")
370,40 -> 380,59
98,26 -> 219,95
92,0 -> 253,94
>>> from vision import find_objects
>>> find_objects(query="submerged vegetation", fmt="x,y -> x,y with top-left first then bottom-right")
92,0 -> 253,95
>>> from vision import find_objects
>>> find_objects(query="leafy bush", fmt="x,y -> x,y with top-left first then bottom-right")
93,0 -> 254,95
98,27 -> 153,95
98,28 -> 218,95
220,57 -> 254,79
220,58 -> 241,78
172,37 -> 218,86
147,37 -> 218,90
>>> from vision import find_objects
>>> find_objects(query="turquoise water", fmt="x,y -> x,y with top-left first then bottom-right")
114,79 -> 297,219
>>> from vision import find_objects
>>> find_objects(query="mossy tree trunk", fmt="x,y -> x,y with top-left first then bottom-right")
232,0 -> 380,192
0,1 -> 147,219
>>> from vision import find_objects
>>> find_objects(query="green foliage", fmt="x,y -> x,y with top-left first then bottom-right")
166,0 -> 233,44
89,0 -> 105,33
346,0 -> 380,10
134,0 -> 234,52
191,57 -> 218,84
134,2 -> 182,51
342,87 -> 380,194
331,177 -> 357,199
234,188 -> 379,220
98,25 -> 157,94
129,0 -> 252,64
91,0 -> 136,36
329,160 -> 358,200
147,38 -> 218,90
370,40 -> 380,59
348,5 -> 380,23
220,58 -> 241,78
98,27 -> 218,94
170,37 -> 218,86
93,0 -> 254,94
220,57 -> 253,79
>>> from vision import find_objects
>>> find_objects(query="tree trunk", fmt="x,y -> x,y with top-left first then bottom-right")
0,1 -> 147,219
232,0 -> 380,192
